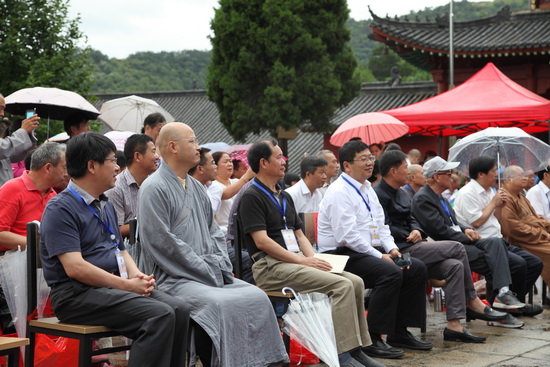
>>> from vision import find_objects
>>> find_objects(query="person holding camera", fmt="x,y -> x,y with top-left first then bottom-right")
374,150 -> 505,344
0,93 -> 39,186
318,141 -> 430,360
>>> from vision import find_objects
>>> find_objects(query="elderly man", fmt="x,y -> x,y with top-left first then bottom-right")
401,164 -> 425,201
412,157 -> 525,328
499,165 -> 550,289
40,132 -> 189,367
138,123 -> 287,367
317,149 -> 339,196
106,134 -> 159,238
526,163 -> 550,220
454,157 -> 543,317
318,141 -> 430,359
0,93 -> 39,186
374,150 -> 502,343
285,155 -> 327,213
239,139 -> 380,367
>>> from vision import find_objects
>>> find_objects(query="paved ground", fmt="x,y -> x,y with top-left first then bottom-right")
297,279 -> 550,367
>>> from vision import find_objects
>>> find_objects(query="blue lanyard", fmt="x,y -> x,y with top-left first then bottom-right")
440,198 -> 455,226
342,176 -> 371,212
405,184 -> 415,194
68,186 -> 119,249
253,181 -> 288,229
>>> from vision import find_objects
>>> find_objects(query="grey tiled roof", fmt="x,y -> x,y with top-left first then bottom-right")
94,81 -> 436,174
370,7 -> 550,55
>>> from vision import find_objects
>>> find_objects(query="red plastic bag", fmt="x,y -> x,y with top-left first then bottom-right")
289,338 -> 320,364
34,334 -> 79,367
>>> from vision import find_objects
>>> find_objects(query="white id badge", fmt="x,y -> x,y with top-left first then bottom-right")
369,225 -> 381,246
282,229 -> 300,252
450,225 -> 462,232
115,249 -> 129,279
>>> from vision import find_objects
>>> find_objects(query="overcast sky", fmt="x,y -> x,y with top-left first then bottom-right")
68,0 -> 486,59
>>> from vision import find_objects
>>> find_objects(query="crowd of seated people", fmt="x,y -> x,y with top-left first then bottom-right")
1,96 -> 550,367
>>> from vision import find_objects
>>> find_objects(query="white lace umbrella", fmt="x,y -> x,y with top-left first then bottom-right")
281,287 -> 339,367
98,95 -> 174,133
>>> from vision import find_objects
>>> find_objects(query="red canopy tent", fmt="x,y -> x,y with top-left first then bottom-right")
383,63 -> 550,137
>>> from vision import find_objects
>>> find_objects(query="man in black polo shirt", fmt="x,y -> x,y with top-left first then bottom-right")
239,140 -> 383,367
40,132 -> 189,367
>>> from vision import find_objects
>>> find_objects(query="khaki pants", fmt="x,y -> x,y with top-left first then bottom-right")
252,255 -> 371,354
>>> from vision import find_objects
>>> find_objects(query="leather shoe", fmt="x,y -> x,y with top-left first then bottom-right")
387,331 -> 433,350
443,327 -> 486,343
466,306 -> 507,322
362,339 -> 404,359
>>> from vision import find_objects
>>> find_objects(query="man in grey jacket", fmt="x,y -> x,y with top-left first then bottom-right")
0,93 -> 39,186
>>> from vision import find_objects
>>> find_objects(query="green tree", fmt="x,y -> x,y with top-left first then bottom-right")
207,0 -> 360,141
0,0 -> 93,97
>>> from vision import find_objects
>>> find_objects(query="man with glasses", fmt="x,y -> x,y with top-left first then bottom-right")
454,157 -> 543,318
412,157 -> 525,328
499,165 -> 550,293
318,141 -> 430,359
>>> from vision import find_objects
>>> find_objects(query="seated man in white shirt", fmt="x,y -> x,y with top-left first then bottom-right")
526,164 -> 550,220
318,141 -> 430,359
285,155 -> 327,213
454,156 -> 543,318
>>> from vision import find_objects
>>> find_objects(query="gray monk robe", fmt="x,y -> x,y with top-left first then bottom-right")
138,163 -> 288,367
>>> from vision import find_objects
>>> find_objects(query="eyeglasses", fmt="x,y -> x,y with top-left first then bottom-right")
435,170 -> 453,176
351,156 -> 376,164
104,157 -> 118,164
175,137 -> 200,146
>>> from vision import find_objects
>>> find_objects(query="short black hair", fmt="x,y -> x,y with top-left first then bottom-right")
369,143 -> 382,150
382,142 -> 401,153
248,139 -> 278,173
189,147 -> 212,175
116,150 -> 126,170
141,112 -> 166,133
338,141 -> 369,169
212,151 -> 229,166
66,132 -> 116,178
284,172 -> 300,186
300,155 -> 327,179
64,112 -> 88,136
379,150 -> 407,177
537,165 -> 550,181
124,134 -> 153,166
469,156 -> 496,180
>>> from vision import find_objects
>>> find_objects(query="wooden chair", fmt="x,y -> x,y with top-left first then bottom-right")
232,213 -> 293,354
0,337 -> 29,367
25,222 -> 132,367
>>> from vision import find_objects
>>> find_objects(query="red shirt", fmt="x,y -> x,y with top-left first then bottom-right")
0,171 -> 56,251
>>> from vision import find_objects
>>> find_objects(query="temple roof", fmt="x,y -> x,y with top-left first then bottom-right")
370,6 -> 550,70
95,81 -> 436,173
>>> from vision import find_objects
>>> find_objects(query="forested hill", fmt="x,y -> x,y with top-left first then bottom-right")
89,0 -> 528,94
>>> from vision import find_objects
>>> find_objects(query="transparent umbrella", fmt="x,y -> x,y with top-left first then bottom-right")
449,127 -> 550,183
281,287 -> 339,367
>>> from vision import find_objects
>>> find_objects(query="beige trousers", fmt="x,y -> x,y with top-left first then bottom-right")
252,255 -> 371,354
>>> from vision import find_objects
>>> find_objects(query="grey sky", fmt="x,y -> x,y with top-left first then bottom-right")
68,0 -> 486,58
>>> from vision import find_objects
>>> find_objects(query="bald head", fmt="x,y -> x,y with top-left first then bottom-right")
157,122 -> 200,176
157,122 -> 192,155
408,164 -> 422,175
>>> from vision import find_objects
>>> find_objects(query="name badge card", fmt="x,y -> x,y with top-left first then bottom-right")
370,225 -> 381,246
282,229 -> 300,252
115,249 -> 129,279
450,225 -> 462,232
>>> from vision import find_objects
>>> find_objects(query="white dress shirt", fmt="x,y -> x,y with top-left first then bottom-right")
526,181 -> 550,220
285,179 -> 323,214
454,179 -> 501,238
317,173 -> 398,258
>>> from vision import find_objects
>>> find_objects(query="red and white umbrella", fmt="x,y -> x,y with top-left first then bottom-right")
104,131 -> 137,151
330,112 -> 409,147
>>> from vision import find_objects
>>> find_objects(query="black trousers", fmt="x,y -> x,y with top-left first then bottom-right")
464,237 -> 511,292
51,280 -> 190,367
329,247 -> 427,336
500,243 -> 542,303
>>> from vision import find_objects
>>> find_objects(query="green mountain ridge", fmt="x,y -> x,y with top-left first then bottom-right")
90,0 -> 528,94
